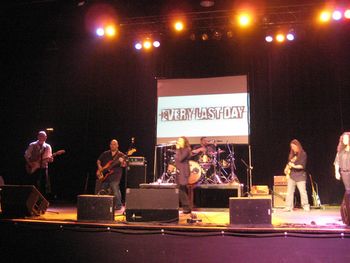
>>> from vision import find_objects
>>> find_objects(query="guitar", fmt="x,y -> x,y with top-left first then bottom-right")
26,150 -> 66,174
284,156 -> 297,179
309,173 -> 321,208
96,153 -> 130,182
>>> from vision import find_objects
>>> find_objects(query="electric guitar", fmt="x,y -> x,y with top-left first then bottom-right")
26,150 -> 66,174
309,173 -> 321,208
284,156 -> 297,179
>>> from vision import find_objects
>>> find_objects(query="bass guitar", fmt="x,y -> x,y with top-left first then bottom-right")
26,150 -> 66,174
309,173 -> 321,208
96,153 -> 129,182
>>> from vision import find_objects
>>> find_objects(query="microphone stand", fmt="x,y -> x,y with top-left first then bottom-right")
241,158 -> 253,197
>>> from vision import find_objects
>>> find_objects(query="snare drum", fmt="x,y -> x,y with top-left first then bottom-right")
188,160 -> 202,185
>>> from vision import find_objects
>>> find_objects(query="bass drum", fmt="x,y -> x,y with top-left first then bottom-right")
188,160 -> 202,185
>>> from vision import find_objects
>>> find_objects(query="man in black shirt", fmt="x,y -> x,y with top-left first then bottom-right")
97,139 -> 127,211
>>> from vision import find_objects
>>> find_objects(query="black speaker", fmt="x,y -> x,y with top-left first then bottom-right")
273,185 -> 287,208
125,188 -> 179,222
125,165 -> 147,188
230,197 -> 272,225
77,195 -> 115,221
0,185 -> 49,217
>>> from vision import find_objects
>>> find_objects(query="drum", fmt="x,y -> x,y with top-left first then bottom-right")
188,160 -> 202,185
198,154 -> 212,169
167,163 -> 177,174
220,159 -> 231,169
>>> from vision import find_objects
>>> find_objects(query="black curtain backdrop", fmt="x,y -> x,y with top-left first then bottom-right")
1,2 -> 349,204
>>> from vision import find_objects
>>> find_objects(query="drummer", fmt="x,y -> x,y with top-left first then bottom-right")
192,137 -> 216,163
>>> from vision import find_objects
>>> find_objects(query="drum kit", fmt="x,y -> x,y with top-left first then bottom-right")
158,141 -> 239,185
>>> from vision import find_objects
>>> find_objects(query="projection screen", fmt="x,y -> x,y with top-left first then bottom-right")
156,75 -> 250,144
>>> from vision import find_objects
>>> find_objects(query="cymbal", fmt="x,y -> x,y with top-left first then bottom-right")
210,149 -> 225,155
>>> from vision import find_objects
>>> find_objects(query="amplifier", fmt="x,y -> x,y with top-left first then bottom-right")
128,156 -> 146,166
274,175 -> 287,186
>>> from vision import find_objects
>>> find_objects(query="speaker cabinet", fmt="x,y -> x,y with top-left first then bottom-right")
0,185 -> 49,217
273,185 -> 287,208
125,188 -> 179,222
77,195 -> 115,221
125,165 -> 147,188
230,197 -> 272,225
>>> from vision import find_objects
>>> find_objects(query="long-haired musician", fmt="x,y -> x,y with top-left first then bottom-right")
284,139 -> 310,212
175,136 -> 192,214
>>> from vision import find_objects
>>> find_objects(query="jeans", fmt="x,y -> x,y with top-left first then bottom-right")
101,180 -> 122,209
285,178 -> 310,210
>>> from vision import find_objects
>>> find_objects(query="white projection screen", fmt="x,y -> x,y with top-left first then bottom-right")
156,75 -> 250,145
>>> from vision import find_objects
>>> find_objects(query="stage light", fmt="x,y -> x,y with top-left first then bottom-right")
265,35 -> 273,42
105,25 -> 116,37
212,30 -> 222,40
143,40 -> 152,49
153,41 -> 160,48
134,42 -> 142,50
286,33 -> 295,41
276,34 -> 285,43
237,13 -> 252,28
226,31 -> 233,38
189,33 -> 196,41
201,33 -> 209,41
319,11 -> 332,23
345,9 -> 350,19
332,10 -> 343,21
96,27 -> 105,37
174,21 -> 184,32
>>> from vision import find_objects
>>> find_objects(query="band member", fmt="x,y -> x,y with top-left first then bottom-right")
192,137 -> 216,162
97,139 -> 127,211
175,136 -> 192,214
24,131 -> 53,197
334,132 -> 350,193
284,139 -> 310,212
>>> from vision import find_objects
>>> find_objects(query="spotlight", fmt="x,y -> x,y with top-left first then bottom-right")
212,31 -> 222,40
201,33 -> 209,41
237,13 -> 252,28
276,34 -> 285,42
265,35 -> 273,42
96,28 -> 105,37
345,9 -> 350,19
226,31 -> 233,38
153,41 -> 160,48
189,33 -> 196,41
105,25 -> 116,37
134,42 -> 142,50
319,11 -> 332,23
286,33 -> 295,41
143,40 -> 152,49
332,10 -> 342,21
174,21 -> 184,32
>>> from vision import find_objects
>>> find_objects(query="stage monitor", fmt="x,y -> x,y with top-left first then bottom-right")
156,75 -> 250,144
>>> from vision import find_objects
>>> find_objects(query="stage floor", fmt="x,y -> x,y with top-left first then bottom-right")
2,202 -> 349,234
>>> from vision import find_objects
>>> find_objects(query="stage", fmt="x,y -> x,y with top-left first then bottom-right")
1,201 -> 350,263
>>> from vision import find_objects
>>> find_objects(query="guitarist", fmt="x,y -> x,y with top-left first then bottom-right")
24,131 -> 53,197
283,139 -> 310,212
96,139 -> 127,211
